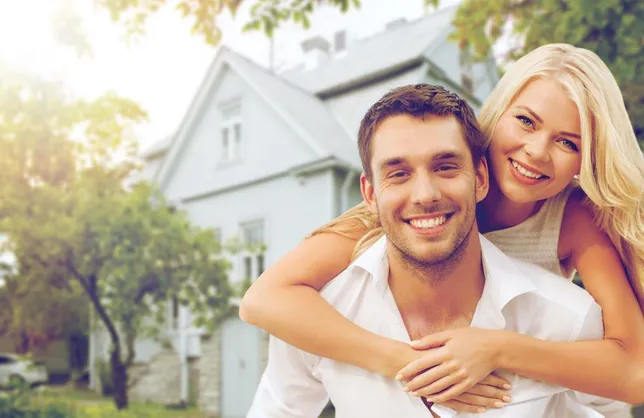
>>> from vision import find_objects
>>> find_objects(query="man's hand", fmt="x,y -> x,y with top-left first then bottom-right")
435,374 -> 513,413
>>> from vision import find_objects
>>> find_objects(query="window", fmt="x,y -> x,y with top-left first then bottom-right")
242,221 -> 264,249
257,253 -> 265,275
171,296 -> 179,329
212,228 -> 222,254
243,256 -> 253,281
239,220 -> 265,282
219,102 -> 242,163
459,47 -> 474,95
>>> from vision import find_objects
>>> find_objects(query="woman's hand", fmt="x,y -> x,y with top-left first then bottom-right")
435,374 -> 513,413
396,327 -> 509,402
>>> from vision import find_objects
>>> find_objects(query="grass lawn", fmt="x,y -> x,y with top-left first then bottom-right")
32,386 -> 206,417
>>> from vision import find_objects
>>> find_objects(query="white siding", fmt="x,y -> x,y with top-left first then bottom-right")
163,67 -> 318,202
183,169 -> 335,285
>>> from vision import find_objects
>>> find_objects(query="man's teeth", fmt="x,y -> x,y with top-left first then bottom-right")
409,216 -> 447,229
511,160 -> 544,179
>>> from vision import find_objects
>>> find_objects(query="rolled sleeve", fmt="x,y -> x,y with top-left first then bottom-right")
247,336 -> 329,418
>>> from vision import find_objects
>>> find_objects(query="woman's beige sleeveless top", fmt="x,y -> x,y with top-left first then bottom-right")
483,185 -> 577,279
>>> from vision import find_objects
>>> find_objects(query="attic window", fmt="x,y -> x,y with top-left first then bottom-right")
334,30 -> 346,52
219,101 -> 242,163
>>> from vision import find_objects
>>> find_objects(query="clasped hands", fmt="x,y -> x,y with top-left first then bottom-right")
393,327 -> 513,414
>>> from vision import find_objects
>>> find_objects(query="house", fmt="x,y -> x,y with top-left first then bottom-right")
88,6 -> 499,417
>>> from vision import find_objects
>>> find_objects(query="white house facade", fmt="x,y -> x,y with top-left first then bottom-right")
89,6 -> 499,417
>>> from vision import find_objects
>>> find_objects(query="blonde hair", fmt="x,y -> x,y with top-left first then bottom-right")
312,44 -> 644,307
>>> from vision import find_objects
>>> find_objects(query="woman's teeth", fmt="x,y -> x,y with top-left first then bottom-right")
511,160 -> 544,179
409,216 -> 447,229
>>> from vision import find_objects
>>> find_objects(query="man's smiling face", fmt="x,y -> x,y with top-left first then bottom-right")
361,114 -> 488,268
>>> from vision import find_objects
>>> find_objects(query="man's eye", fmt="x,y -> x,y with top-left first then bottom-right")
388,171 -> 407,178
436,165 -> 456,172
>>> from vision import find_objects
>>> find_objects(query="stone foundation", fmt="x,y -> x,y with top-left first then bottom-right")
198,329 -> 222,417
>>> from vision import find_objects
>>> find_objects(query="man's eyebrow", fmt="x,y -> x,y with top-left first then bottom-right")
379,157 -> 406,169
434,151 -> 465,161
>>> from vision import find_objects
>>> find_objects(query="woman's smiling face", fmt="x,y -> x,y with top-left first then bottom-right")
487,77 -> 583,204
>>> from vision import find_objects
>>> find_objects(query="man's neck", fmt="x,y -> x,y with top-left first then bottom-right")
387,232 -> 485,339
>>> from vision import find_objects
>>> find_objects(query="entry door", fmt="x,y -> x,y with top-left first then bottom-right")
220,317 -> 262,418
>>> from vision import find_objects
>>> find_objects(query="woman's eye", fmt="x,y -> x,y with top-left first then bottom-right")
559,139 -> 579,152
516,115 -> 534,128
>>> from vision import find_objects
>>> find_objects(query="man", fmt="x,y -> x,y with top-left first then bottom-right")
247,84 -> 625,417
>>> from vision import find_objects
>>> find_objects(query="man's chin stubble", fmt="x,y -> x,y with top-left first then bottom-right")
397,225 -> 474,285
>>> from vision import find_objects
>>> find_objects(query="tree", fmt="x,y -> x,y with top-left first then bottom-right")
95,0 -> 642,144
0,66 -> 232,410
96,0 -> 362,44
0,277 -> 88,354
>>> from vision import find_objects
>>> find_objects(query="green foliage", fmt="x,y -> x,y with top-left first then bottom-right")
98,0 -> 245,45
0,387 -> 205,417
444,0 -> 644,143
97,0 -> 360,43
0,65 -> 232,408
243,0 -> 361,38
0,280 -> 88,351
0,390 -> 72,418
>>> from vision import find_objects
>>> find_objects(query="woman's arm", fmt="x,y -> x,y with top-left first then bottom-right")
400,192 -> 644,404
496,193 -> 644,403
239,231 -> 418,378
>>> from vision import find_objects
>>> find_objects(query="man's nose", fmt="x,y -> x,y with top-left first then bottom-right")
523,132 -> 552,163
410,174 -> 441,205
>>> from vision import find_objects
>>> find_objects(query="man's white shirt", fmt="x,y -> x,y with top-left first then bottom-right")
248,235 -> 627,418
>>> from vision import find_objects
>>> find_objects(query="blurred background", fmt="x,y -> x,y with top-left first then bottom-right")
0,0 -> 641,417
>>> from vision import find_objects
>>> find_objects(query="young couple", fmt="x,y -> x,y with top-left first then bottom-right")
242,43 -> 644,417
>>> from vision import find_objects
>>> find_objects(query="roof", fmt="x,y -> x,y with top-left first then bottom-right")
154,47 -> 361,188
284,6 -> 457,95
150,7 -> 462,186
140,136 -> 172,159
226,50 -> 360,169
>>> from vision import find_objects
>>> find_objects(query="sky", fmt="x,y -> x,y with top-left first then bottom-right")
0,0 -> 460,150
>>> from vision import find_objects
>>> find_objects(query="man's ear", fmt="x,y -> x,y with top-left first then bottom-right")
360,173 -> 378,215
475,157 -> 490,203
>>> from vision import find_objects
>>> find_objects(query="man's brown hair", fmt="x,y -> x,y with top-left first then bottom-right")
357,84 -> 486,180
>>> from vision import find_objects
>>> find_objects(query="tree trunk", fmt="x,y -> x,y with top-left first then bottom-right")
110,347 -> 129,410
77,273 -> 130,410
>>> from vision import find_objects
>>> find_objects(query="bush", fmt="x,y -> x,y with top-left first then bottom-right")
0,390 -> 73,418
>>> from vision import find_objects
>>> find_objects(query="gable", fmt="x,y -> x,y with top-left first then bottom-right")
162,65 -> 321,201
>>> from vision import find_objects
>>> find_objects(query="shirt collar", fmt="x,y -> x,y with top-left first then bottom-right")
348,234 -> 537,327
475,234 -> 537,328
350,235 -> 388,278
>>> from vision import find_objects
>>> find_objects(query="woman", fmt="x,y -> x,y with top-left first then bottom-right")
240,44 -> 644,413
